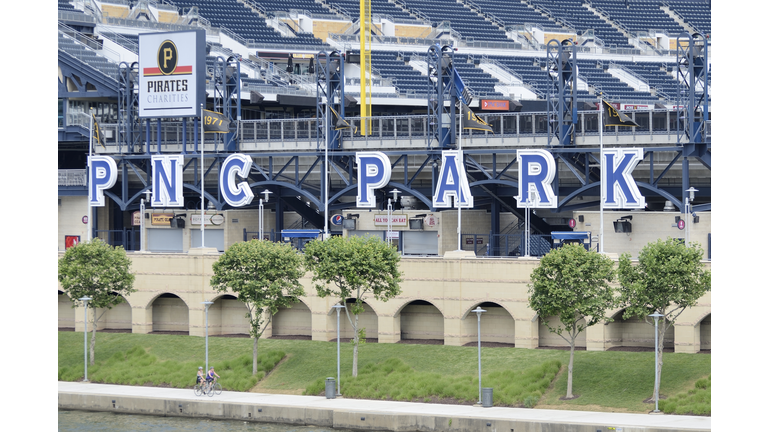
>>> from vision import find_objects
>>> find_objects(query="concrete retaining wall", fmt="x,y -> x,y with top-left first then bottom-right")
58,391 -> 707,432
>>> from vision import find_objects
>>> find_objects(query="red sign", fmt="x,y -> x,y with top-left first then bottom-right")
677,219 -> 685,230
481,99 -> 509,111
568,218 -> 576,228
65,236 -> 80,249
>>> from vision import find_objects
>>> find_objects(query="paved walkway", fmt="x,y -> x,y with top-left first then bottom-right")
58,381 -> 711,431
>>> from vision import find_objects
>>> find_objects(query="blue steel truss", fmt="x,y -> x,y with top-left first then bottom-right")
546,39 -> 578,147
63,53 -> 711,254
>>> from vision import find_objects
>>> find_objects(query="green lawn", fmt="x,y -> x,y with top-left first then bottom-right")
58,332 -> 710,414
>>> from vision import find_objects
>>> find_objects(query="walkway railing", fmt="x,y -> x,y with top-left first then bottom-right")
87,109 -> 689,154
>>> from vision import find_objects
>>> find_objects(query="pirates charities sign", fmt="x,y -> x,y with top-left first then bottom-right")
88,150 -> 647,210
138,30 -> 205,118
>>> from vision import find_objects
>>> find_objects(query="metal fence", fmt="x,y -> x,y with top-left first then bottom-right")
463,233 -> 554,257
95,229 -> 140,251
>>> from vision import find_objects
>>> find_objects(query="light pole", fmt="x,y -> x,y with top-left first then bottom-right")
202,301 -> 214,371
259,189 -> 272,240
649,312 -> 664,413
332,304 -> 345,396
79,296 -> 92,382
387,189 -> 400,246
140,190 -> 151,252
472,306 -> 486,405
685,187 -> 697,247
524,197 -> 531,257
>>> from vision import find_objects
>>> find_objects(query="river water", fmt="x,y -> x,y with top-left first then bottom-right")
58,410 -> 358,432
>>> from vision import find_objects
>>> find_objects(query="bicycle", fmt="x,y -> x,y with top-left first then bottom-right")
204,380 -> 215,397
193,382 -> 204,396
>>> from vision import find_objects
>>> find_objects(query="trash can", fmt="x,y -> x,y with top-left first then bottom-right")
481,388 -> 493,407
325,378 -> 336,399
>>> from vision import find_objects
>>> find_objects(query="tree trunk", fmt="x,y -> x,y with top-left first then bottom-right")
352,313 -> 359,377
253,336 -> 259,376
566,340 -> 575,398
90,309 -> 106,365
90,319 -> 97,365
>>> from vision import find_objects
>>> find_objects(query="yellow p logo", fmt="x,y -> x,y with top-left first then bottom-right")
157,40 -> 178,75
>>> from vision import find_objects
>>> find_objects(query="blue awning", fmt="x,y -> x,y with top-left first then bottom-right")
281,229 -> 322,239
551,231 -> 591,240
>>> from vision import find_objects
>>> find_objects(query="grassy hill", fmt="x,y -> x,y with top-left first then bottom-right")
58,332 -> 710,415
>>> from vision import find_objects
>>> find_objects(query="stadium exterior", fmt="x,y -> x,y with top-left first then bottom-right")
58,0 -> 711,352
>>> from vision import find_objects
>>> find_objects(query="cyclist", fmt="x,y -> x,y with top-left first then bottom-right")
196,366 -> 205,386
206,366 -> 220,391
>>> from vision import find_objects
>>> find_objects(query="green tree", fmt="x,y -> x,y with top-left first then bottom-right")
210,240 -> 305,375
528,244 -> 616,399
303,235 -> 402,377
617,238 -> 710,404
58,238 -> 136,366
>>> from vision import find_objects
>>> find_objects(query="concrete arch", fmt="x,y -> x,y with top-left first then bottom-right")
141,291 -> 191,310
460,301 -> 516,321
603,308 -> 672,350
460,301 -> 516,345
538,314 -> 588,348
698,312 -> 711,352
392,298 -> 446,318
271,298 -> 313,339
397,299 -> 445,342
96,293 -> 132,332
149,293 -> 190,334
326,299 -> 380,341
58,291 -> 75,330
341,297 -> 382,317
204,294 -> 250,336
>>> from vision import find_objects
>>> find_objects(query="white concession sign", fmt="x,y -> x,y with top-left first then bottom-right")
138,30 -> 205,118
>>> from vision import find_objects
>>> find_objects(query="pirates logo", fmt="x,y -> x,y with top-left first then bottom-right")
143,40 -> 192,77
157,40 -> 178,75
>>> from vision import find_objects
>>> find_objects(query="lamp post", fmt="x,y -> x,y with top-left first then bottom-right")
332,304 -> 345,396
79,296 -> 92,382
202,301 -> 214,371
649,312 -> 664,413
387,189 -> 400,246
140,190 -> 151,252
524,196 -> 531,257
472,306 -> 486,405
685,187 -> 697,247
259,189 -> 272,240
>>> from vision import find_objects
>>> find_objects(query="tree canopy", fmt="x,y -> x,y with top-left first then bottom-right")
617,237 -> 711,403
58,238 -> 136,365
210,240 -> 305,375
303,235 -> 402,376
528,243 -> 616,398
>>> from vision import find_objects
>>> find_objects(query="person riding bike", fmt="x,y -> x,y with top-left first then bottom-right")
196,366 -> 205,385
205,366 -> 220,391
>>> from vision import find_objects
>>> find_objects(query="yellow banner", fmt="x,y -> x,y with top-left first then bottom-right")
151,213 -> 174,225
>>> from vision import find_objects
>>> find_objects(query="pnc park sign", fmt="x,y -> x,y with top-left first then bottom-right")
88,149 -> 646,211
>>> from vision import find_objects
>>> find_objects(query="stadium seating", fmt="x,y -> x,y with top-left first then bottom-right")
397,0 -> 510,41
589,0 -> 686,36
666,0 -> 710,35
529,0 -> 633,48
58,0 -> 76,12
59,31 -> 120,81
468,0 -> 557,30
171,0 -> 327,47
325,0 -> 419,22
57,0 -> 710,106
